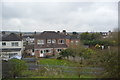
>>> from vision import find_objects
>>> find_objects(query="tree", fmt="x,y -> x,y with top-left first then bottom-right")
81,48 -> 96,59
101,29 -> 120,78
80,32 -> 101,41
59,48 -> 73,59
8,59 -> 27,78
84,28 -> 120,78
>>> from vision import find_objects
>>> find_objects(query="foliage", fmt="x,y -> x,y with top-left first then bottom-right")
60,45 -> 95,60
80,32 -> 114,47
59,48 -> 74,58
83,40 -> 113,46
7,59 -> 27,78
95,44 -> 101,49
84,47 -> 119,78
101,47 -> 119,78
80,32 -> 101,41
81,48 -> 96,59
35,59 -> 96,78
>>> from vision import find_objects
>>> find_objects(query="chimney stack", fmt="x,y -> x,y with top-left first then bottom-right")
20,33 -> 22,39
2,31 -> 5,35
62,30 -> 67,35
57,31 -> 60,34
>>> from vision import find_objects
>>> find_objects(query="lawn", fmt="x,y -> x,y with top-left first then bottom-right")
26,58 -> 96,78
38,58 -> 75,66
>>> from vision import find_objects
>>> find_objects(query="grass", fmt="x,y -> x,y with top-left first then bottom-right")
38,58 -> 75,66
33,58 -> 96,78
20,58 -> 98,78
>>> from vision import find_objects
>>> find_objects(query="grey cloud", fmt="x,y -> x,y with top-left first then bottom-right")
2,2 -> 118,32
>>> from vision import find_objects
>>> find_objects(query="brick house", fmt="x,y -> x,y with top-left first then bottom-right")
34,31 -> 80,57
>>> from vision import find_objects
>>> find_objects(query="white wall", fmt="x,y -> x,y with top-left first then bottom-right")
0,51 -> 22,60
0,40 -> 24,60
0,41 -> 23,49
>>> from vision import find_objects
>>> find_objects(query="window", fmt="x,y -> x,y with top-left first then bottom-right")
47,39 -> 51,43
46,50 -> 51,53
71,41 -> 74,44
57,49 -> 62,52
12,42 -> 18,46
2,42 -> 6,46
40,50 -> 43,54
32,49 -> 34,52
52,39 -> 56,43
76,41 -> 79,45
9,53 -> 17,57
38,40 -> 44,44
58,39 -> 64,44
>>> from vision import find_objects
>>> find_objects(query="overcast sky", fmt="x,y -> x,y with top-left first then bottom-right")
1,0 -> 118,32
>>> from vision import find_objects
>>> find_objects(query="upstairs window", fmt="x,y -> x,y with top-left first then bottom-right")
12,42 -> 18,46
76,41 -> 79,45
2,42 -> 6,46
58,39 -> 64,44
52,39 -> 56,43
47,39 -> 51,43
38,40 -> 44,44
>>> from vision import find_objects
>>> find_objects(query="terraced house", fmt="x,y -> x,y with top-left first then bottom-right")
34,30 -> 80,57
0,33 -> 23,60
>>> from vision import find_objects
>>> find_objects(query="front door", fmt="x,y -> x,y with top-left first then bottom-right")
40,50 -> 44,57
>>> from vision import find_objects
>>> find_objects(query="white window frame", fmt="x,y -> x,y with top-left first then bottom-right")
2,42 -> 6,46
11,42 -> 19,46
76,41 -> 79,45
58,39 -> 64,44
52,39 -> 56,43
9,53 -> 18,57
38,40 -> 44,44
47,39 -> 51,44
71,41 -> 74,44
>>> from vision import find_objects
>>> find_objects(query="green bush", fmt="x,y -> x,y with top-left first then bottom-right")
8,59 -> 27,78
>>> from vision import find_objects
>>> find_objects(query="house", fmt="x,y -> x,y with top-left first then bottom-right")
100,31 -> 112,39
22,34 -> 35,45
0,33 -> 23,60
34,30 -> 80,58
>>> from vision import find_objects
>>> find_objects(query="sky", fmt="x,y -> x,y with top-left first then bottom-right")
0,0 -> 119,32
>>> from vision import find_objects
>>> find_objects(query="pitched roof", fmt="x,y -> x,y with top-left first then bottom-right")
1,33 -> 22,41
35,31 -> 67,39
70,35 -> 80,40
22,35 -> 34,38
